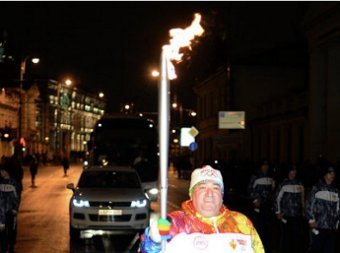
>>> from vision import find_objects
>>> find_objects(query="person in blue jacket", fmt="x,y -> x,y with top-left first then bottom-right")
305,165 -> 339,253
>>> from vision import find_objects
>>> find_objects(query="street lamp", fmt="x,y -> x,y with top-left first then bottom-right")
151,69 -> 160,78
18,56 -> 40,150
20,57 -> 40,82
65,79 -> 72,86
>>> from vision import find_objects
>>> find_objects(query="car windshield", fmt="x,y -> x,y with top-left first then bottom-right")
78,170 -> 141,188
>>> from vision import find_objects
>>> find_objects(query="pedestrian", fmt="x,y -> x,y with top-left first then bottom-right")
139,165 -> 264,253
275,164 -> 305,253
248,159 -> 275,253
0,168 -> 20,253
305,165 -> 339,253
29,154 -> 39,187
62,154 -> 70,177
177,155 -> 192,179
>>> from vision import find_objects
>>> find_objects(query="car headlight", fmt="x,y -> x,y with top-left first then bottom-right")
72,198 -> 90,208
148,188 -> 159,195
131,199 -> 148,208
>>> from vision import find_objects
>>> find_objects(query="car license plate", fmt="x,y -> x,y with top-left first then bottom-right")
98,209 -> 122,215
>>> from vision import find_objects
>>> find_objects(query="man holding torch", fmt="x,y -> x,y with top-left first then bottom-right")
139,165 -> 264,253
140,13 -> 263,253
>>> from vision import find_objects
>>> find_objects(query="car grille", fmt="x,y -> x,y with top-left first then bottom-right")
89,214 -> 131,222
89,201 -> 131,208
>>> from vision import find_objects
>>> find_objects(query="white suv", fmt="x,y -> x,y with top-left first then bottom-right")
67,166 -> 150,240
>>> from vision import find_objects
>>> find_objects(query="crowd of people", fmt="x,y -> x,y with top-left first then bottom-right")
1,150 -> 339,253
247,160 -> 339,253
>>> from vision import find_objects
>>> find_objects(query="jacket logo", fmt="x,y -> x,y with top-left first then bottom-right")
193,235 -> 208,250
237,239 -> 247,246
229,239 -> 237,250
0,184 -> 15,192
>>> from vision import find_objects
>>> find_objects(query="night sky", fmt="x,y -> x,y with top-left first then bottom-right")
0,1 -> 309,113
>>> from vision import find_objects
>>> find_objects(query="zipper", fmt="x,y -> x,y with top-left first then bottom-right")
210,216 -> 219,233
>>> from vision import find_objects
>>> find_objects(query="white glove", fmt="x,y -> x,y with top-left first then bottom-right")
149,213 -> 161,243
0,224 -> 5,231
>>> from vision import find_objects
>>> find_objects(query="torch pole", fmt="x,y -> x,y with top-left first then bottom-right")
159,48 -> 169,220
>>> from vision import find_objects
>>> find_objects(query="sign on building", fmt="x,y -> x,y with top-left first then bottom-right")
218,111 -> 245,129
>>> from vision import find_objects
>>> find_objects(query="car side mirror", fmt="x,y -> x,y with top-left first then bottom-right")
66,183 -> 75,191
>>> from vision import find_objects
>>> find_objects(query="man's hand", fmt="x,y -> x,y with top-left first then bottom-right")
253,199 -> 260,208
149,214 -> 171,243
157,218 -> 171,240
309,221 -> 317,229
276,213 -> 283,220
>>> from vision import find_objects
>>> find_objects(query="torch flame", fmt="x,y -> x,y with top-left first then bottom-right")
163,13 -> 204,80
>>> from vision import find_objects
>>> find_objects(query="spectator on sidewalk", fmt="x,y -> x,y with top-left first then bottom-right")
29,154 -> 39,187
275,164 -> 305,253
305,165 -> 339,253
62,154 -> 70,177
6,155 -> 24,201
0,168 -> 20,253
248,159 -> 275,253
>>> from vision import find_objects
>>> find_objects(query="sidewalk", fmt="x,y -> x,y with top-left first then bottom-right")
20,163 -> 83,197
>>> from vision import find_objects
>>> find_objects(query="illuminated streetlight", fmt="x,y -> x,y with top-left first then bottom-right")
151,69 -> 160,77
31,58 -> 40,64
99,92 -> 104,98
189,110 -> 197,117
19,56 -> 40,146
65,79 -> 72,86
20,57 -> 40,85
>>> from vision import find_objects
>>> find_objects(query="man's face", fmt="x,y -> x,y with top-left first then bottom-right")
191,180 -> 223,218
324,171 -> 335,184
0,170 -> 9,179
260,164 -> 269,173
288,169 -> 297,180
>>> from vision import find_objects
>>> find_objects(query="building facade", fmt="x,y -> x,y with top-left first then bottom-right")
0,88 -> 19,157
194,61 -> 308,167
303,2 -> 340,163
34,79 -> 106,161
0,79 -> 105,162
193,3 -> 340,167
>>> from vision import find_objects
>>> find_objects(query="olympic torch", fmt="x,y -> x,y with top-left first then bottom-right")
158,12 -> 204,243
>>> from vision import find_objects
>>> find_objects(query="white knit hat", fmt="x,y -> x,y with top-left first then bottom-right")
189,165 -> 224,195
